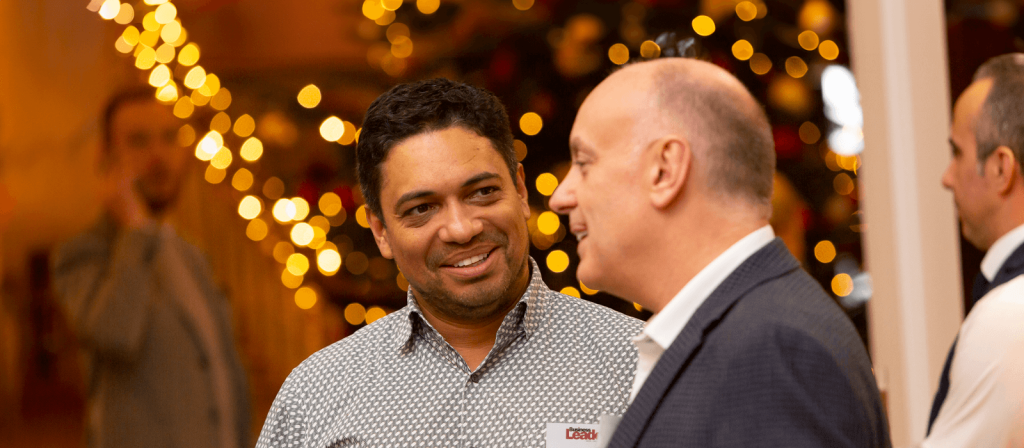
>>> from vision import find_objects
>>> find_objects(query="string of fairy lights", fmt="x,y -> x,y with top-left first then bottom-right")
89,0 -> 861,318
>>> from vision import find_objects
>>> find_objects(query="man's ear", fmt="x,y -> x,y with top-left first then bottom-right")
367,211 -> 394,259
515,163 -> 530,219
647,135 -> 692,209
988,146 -> 1019,195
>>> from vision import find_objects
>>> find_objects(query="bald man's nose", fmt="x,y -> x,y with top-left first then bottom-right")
549,173 -> 577,215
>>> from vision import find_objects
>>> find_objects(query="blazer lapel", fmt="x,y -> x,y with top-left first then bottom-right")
609,239 -> 801,448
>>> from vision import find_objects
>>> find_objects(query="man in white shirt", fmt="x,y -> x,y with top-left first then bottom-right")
549,58 -> 890,447
925,53 -> 1024,448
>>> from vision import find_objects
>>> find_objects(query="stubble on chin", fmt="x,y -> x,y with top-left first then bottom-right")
414,244 -> 530,322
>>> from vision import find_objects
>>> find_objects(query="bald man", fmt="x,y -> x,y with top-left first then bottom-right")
550,59 -> 891,447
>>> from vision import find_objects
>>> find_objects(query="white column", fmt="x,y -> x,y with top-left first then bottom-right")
846,0 -> 964,446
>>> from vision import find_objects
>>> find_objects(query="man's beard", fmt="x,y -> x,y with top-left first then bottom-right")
411,229 -> 530,322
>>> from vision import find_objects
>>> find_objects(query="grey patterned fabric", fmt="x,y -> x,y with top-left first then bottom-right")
256,260 -> 642,448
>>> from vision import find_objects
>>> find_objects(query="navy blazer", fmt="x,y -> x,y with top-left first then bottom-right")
609,239 -> 891,448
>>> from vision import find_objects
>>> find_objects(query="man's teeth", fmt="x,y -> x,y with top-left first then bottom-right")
454,252 -> 489,267
575,231 -> 588,241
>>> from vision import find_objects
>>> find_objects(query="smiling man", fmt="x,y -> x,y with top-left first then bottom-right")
256,78 -> 641,448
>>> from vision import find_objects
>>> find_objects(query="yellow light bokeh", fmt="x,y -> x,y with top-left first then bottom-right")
210,147 -> 233,170
749,53 -> 772,75
362,0 -> 385,20
397,272 -> 410,291
240,137 -> 264,162
732,40 -> 754,61
292,197 -> 311,221
281,269 -> 303,289
238,195 -> 262,220
114,37 -> 134,54
344,303 -> 366,325
417,0 -> 440,14
356,205 -> 370,228
338,121 -> 357,145
580,281 -> 598,295
308,227 -> 327,250
639,40 -> 661,59
536,173 -> 559,196
232,168 -> 254,191
309,215 -> 331,232
160,20 -> 182,44
819,40 -> 839,60
142,11 -> 159,32
546,250 -> 570,273
135,46 -> 157,70
537,211 -> 561,236
178,43 -> 200,66
519,112 -> 543,136
346,251 -> 370,275
291,222 -> 315,246
148,64 -> 171,87
98,0 -> 120,20
837,153 -> 860,172
171,97 -> 194,119
210,88 -> 232,111
177,124 -> 196,147
381,0 -> 403,11
386,23 -> 410,43
560,286 -> 581,298
273,242 -> 295,264
832,273 -> 854,297
785,56 -> 809,78
155,83 -> 178,103
512,0 -> 535,11
184,66 -> 207,89
198,131 -> 223,157
191,89 -> 210,107
233,114 -> 256,138
320,116 -> 345,141
319,193 -> 343,217
365,307 -> 386,324
295,287 -> 317,310
122,26 -> 141,46
272,199 -> 297,222
245,218 -> 268,241
114,3 -> 134,24
513,139 -> 527,161
210,112 -> 232,134
375,9 -> 396,26
634,302 -> 643,312
154,43 -> 175,64
834,173 -> 855,195
814,240 -> 836,263
297,84 -> 322,109
608,43 -> 630,65
692,15 -> 716,36
139,29 -> 160,48
144,0 -> 169,5
170,26 -> 188,47
154,2 -> 177,24
286,253 -> 310,276
204,165 -> 226,184
390,36 -> 414,59
317,249 -> 342,273
799,122 -> 821,144
736,1 -> 758,21
798,31 -> 820,51
199,74 -> 221,97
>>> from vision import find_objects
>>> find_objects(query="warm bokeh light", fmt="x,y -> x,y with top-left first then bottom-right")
639,40 -> 661,59
199,74 -> 221,97
819,40 -> 839,60
178,43 -> 199,66
308,227 -> 327,250
390,36 -> 414,59
292,198 -> 310,221
98,0 -> 120,20
338,121 -> 358,145
833,173 -> 855,195
291,222 -> 315,246
154,2 -> 177,24
191,89 -> 210,107
799,122 -> 821,144
537,211 -> 560,236
381,0 -> 403,11
204,165 -> 226,184
319,193 -> 343,217
512,0 -> 535,11
245,218 -> 268,242
264,177 -> 285,200
345,303 -> 366,325
375,9 -> 396,26
309,216 -> 331,232
546,250 -> 569,273
273,199 -> 297,222
155,83 -> 178,103
297,84 -> 322,109
320,116 -> 345,142
210,88 -> 232,110
122,26 -> 140,45
114,3 -> 134,24
397,272 -> 410,291
749,53 -> 772,75
317,249 -> 342,273
154,43 -> 175,64
356,205 -> 370,228
233,114 -> 255,137
365,307 -> 387,324
386,23 -> 410,43
417,0 -> 440,14
177,125 -> 196,147
560,287 -> 581,298
135,46 -> 156,70
210,147 -> 233,170
362,0 -> 385,20
519,112 -> 543,136
732,40 -> 754,61
798,31 -> 820,51
814,240 -> 836,263
735,1 -> 757,21
273,242 -> 295,264
836,153 -> 860,172
832,273 -> 854,297
692,15 -> 715,36
240,137 -> 264,162
160,20 -> 181,43
785,56 -> 808,78
295,287 -> 317,310
513,139 -> 527,161
148,64 -> 171,87
346,251 -> 370,275
142,12 -> 159,31
210,112 -> 232,134
634,302 -> 643,312
140,29 -> 159,47
238,195 -> 262,220
608,43 -> 629,65
286,253 -> 310,276
536,173 -> 559,196
281,269 -> 303,289
184,66 -> 207,89
580,282 -> 598,295
232,168 -> 254,191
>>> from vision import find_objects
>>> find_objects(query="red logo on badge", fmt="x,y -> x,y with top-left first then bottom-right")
565,428 -> 598,441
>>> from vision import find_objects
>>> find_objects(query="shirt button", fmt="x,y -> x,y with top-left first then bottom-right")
469,373 -> 480,383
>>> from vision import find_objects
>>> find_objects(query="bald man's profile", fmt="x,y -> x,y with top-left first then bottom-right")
550,59 -> 891,447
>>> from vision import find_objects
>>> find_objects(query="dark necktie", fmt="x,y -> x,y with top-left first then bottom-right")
927,272 -> 991,434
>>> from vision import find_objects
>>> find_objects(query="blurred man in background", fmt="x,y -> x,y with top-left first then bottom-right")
926,53 -> 1024,448
51,89 -> 250,448
549,58 -> 890,447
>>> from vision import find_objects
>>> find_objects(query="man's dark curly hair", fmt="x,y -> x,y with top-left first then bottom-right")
356,78 -> 518,221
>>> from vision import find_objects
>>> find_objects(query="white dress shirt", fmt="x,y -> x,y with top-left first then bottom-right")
629,225 -> 776,401
923,223 -> 1024,448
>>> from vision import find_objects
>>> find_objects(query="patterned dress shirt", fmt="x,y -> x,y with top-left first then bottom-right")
256,260 -> 642,448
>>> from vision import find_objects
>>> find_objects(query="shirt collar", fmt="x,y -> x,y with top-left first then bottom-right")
395,257 -> 547,352
639,225 -> 776,351
981,222 -> 1024,281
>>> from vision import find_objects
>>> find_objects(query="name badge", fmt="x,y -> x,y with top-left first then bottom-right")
546,422 -> 601,448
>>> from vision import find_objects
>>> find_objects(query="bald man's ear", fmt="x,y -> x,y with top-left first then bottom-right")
647,135 -> 691,209
989,146 -> 1020,195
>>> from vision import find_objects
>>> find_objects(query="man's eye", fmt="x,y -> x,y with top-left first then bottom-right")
406,204 -> 433,216
477,186 -> 498,196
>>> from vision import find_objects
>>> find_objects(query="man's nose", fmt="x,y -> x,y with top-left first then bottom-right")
548,170 -> 577,215
438,204 -> 483,244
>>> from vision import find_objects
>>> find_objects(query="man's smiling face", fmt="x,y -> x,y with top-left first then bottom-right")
368,126 -> 532,321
